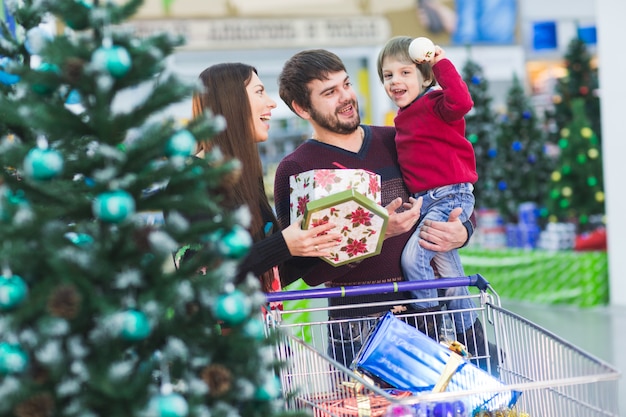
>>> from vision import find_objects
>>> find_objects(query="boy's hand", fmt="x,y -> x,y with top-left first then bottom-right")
432,45 -> 446,64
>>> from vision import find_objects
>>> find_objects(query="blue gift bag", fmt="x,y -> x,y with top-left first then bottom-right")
351,312 -> 520,413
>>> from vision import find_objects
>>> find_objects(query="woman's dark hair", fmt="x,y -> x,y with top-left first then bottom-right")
192,63 -> 277,292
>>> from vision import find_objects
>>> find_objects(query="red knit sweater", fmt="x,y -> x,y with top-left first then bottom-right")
395,58 -> 477,194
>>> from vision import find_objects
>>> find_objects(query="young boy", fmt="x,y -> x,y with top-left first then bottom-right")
377,36 -> 477,326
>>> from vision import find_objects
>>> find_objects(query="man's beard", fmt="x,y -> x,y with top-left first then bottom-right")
309,101 -> 361,135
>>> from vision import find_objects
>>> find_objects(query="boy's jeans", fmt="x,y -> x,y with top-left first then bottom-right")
401,182 -> 476,333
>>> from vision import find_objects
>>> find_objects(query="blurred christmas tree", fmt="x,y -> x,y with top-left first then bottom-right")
461,57 -> 499,210
492,74 -> 553,224
544,36 -> 604,229
0,1 -> 285,416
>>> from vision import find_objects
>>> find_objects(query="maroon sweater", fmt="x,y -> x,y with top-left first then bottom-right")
274,125 -> 474,316
395,58 -> 477,194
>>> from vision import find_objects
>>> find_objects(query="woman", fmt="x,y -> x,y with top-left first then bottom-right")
191,63 -> 340,292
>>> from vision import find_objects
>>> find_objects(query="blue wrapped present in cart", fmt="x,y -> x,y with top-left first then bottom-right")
351,311 -> 521,414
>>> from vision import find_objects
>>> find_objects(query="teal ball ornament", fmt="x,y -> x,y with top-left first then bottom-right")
0,189 -> 28,223
65,0 -> 93,30
119,309 -> 151,341
213,290 -> 251,325
254,376 -> 281,401
242,318 -> 266,340
218,225 -> 252,259
92,45 -> 132,78
0,342 -> 28,375
64,232 -> 94,247
0,274 -> 28,310
148,392 -> 189,417
92,190 -> 135,223
23,147 -> 64,180
165,130 -> 197,158
32,63 -> 60,95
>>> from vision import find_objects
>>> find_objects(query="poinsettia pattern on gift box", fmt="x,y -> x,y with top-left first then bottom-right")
290,169 -> 381,223
303,189 -> 388,266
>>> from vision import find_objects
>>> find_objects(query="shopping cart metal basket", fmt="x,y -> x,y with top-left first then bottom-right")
264,275 -> 620,417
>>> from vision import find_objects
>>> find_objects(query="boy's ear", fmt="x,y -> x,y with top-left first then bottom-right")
291,101 -> 311,120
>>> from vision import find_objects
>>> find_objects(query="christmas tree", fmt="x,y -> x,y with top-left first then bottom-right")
461,57 -> 500,210
491,74 -> 553,224
544,36 -> 604,229
0,1 -> 284,416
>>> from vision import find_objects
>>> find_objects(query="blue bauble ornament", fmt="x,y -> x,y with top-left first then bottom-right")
23,147 -> 64,180
254,375 -> 281,401
148,392 -> 189,417
218,225 -> 252,259
92,45 -> 132,78
471,75 -> 481,85
213,290 -> 251,325
165,130 -> 197,158
522,110 -> 532,119
452,400 -> 466,415
432,401 -> 453,417
0,274 -> 28,310
66,89 -> 82,105
92,190 -> 136,223
84,177 -> 96,187
487,148 -> 497,158
497,180 -> 508,191
512,141 -> 522,152
0,69 -> 19,85
119,309 -> 151,341
0,342 -> 28,374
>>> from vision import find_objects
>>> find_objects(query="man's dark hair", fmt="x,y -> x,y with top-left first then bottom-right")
278,49 -> 347,115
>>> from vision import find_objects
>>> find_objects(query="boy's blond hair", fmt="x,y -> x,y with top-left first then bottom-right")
376,36 -> 436,88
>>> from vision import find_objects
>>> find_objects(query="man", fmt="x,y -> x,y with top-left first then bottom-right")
274,49 -> 493,370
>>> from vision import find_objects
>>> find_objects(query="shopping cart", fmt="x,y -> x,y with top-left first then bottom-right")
264,274 -> 620,417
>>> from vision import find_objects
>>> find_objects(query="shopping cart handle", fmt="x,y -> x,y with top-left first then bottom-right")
265,274 -> 490,302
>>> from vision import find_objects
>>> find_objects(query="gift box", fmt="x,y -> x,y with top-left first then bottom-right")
303,189 -> 388,267
289,169 -> 382,224
352,312 -> 520,414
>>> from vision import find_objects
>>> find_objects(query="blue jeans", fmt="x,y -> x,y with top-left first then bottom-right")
401,183 -> 476,333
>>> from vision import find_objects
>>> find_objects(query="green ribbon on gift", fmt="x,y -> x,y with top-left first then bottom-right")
460,248 -> 609,307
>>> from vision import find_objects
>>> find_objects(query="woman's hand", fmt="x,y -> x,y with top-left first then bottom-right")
282,219 -> 341,257
418,207 -> 468,251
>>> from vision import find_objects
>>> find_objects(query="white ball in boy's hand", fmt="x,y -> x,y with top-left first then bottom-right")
409,37 -> 435,63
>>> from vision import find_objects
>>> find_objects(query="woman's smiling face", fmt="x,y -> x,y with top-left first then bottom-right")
246,72 -> 277,143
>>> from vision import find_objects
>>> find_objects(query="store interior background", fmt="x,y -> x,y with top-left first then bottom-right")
113,0 -> 626,409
